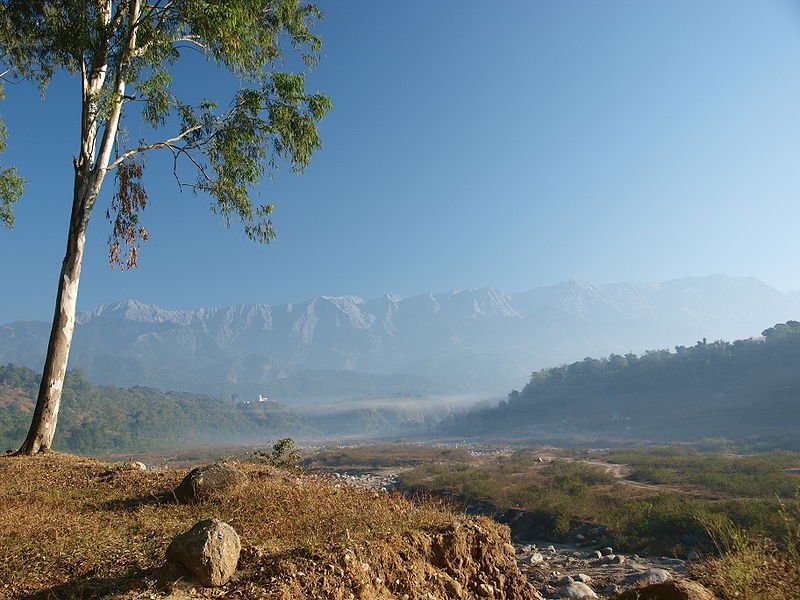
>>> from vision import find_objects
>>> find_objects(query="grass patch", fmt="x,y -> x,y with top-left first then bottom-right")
0,452 -> 459,598
306,443 -> 471,469
691,497 -> 800,599
395,446 -> 800,555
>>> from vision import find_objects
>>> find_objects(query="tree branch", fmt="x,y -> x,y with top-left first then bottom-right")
106,123 -> 203,170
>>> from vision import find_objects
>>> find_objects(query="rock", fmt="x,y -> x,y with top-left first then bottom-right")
574,574 -> 592,584
589,550 -> 603,560
614,579 -> 717,600
166,518 -> 241,587
530,552 -> 545,564
626,569 -> 673,586
686,551 -> 699,561
477,582 -> 494,597
127,461 -> 147,471
575,533 -> 586,541
174,462 -> 246,503
558,575 -> 573,585
600,554 -> 623,565
547,545 -> 557,554
444,578 -> 463,597
601,546 -> 614,556
558,581 -> 597,598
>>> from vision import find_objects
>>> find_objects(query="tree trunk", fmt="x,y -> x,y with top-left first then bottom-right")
16,182 -> 91,454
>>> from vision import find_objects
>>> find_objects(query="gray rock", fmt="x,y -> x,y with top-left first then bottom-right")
530,552 -> 545,564
174,462 -> 246,503
558,575 -> 573,585
600,546 -> 613,556
589,550 -> 603,560
166,518 -> 241,587
626,568 -> 672,585
611,554 -> 626,564
558,581 -> 597,598
574,574 -> 592,583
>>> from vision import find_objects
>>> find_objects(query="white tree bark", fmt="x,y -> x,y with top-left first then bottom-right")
16,0 -> 140,454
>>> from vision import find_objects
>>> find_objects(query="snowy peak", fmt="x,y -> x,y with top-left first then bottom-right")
4,275 -> 799,398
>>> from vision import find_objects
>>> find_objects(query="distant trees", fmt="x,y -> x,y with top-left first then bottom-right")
443,321 -> 800,444
0,1 -> 331,454
0,364 -> 310,453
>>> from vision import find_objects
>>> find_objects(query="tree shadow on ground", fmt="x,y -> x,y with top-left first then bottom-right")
19,566 -> 160,600
100,489 -> 177,511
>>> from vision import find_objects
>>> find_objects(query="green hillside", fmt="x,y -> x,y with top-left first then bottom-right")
0,364 -> 312,454
443,322 -> 800,448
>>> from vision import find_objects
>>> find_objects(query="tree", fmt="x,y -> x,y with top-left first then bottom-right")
0,0 -> 331,454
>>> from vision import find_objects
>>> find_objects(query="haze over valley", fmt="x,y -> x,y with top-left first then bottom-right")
2,274 -> 800,446
3,275 -> 797,404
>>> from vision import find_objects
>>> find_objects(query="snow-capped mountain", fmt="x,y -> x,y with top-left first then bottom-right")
2,275 -> 798,400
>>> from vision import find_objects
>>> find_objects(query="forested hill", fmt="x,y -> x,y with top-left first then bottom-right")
442,322 -> 800,448
0,365 -> 311,454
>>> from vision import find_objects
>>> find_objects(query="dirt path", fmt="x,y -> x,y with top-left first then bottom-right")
572,459 -> 687,493
532,454 -> 689,494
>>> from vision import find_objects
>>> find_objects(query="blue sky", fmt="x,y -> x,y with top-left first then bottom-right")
2,1 -> 800,322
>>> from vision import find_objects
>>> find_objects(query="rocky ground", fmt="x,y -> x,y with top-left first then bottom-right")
330,469 -> 697,600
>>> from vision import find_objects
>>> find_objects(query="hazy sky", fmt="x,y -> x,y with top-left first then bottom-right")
2,1 -> 800,322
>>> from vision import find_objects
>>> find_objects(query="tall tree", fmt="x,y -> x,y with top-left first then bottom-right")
0,0 -> 331,454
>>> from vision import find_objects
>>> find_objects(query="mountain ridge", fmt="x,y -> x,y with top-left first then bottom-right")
2,275 -> 799,401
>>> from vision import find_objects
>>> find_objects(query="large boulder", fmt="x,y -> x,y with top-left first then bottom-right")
166,518 -> 241,587
174,462 -> 246,503
615,580 -> 717,600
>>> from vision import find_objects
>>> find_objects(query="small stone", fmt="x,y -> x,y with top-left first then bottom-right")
626,568 -> 672,585
611,555 -> 626,564
575,533 -> 586,541
558,575 -> 573,585
444,579 -> 463,597
530,552 -> 545,564
686,551 -> 699,561
574,574 -> 592,583
127,461 -> 147,471
477,582 -> 494,597
589,550 -> 603,560
558,581 -> 597,598
601,546 -> 613,556
547,545 -> 556,554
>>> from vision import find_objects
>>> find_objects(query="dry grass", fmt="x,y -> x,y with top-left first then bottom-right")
691,505 -> 800,600
0,452 -> 468,599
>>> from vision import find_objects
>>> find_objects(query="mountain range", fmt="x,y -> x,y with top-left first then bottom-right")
2,275 -> 799,403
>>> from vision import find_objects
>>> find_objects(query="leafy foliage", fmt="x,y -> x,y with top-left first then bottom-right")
0,0 -> 331,251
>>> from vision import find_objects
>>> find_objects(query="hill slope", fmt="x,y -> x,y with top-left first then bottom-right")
442,321 -> 800,447
0,365 -> 312,454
